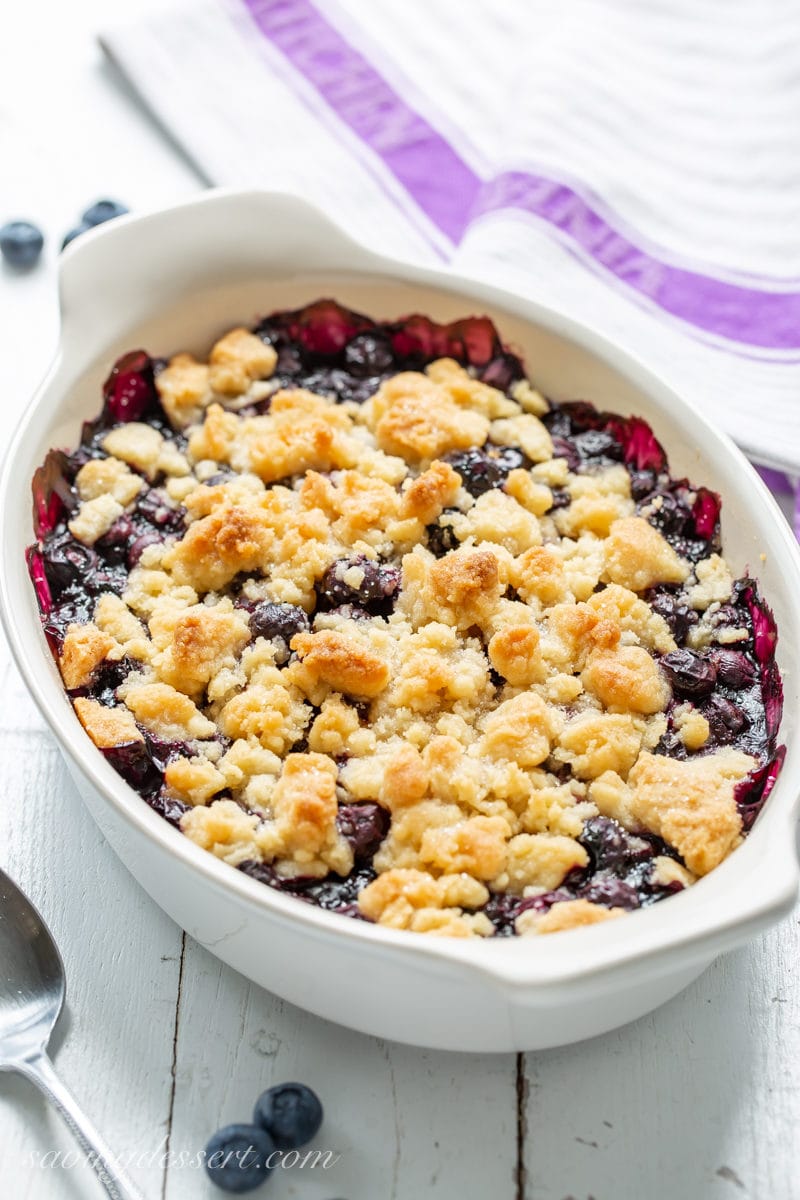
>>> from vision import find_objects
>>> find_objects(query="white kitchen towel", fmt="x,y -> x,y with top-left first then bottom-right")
101,0 -> 799,521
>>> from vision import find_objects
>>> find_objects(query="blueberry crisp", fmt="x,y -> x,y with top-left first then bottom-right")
27,301 -> 784,937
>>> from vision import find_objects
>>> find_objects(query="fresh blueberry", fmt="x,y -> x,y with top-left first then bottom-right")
62,221 -> 93,250
0,220 -> 44,268
253,1082 -> 323,1149
82,199 -> 129,227
204,1123 -> 276,1193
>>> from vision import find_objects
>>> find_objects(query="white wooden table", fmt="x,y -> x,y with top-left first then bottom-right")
1,4 -> 798,1197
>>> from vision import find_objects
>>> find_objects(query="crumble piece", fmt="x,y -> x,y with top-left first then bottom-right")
59,623 -> 117,690
164,756 -> 227,806
218,680 -> 310,755
604,516 -> 690,591
256,753 -> 343,864
489,413 -> 553,463
235,391 -> 357,483
380,743 -> 429,809
425,357 -> 519,418
102,423 -> 165,479
290,629 -> 390,700
156,353 -> 212,427
73,697 -> 143,748
626,749 -> 753,875
511,378 -> 548,416
651,856 -> 695,888
165,503 -> 272,592
93,594 -> 152,662
554,465 -> 634,538
591,748 -> 755,875
480,692 -> 559,768
488,625 -> 544,686
673,704 -> 711,751
369,371 -> 490,461
512,545 -> 568,607
399,460 -> 461,523
556,712 -> 644,780
504,469 -> 553,516
689,554 -> 734,610
582,646 -> 670,714
120,681 -> 216,740
181,798 -> 260,865
68,494 -> 123,545
307,696 -> 363,757
400,546 -> 501,631
357,867 -> 490,936
458,490 -> 542,555
208,327 -> 277,395
75,456 -> 143,505
519,898 -> 625,935
418,815 -> 511,880
586,584 -> 676,653
154,603 -> 251,698
494,833 -> 589,893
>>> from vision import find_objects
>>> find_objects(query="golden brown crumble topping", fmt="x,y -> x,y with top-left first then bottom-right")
46,317 -> 776,940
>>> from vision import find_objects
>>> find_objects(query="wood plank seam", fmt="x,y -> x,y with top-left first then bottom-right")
161,931 -> 186,1200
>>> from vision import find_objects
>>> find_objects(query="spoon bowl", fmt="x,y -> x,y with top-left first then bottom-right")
0,870 -> 64,1062
0,867 -> 144,1199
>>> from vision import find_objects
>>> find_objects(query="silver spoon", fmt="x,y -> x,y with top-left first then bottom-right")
0,867 -> 145,1199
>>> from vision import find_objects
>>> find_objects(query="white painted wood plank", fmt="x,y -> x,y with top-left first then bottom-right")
164,937 -> 519,1200
0,645 -> 184,1199
522,911 -> 800,1200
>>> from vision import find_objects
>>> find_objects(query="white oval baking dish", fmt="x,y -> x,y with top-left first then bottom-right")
1,189 -> 798,1052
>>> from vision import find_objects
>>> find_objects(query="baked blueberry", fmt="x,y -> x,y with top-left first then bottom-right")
444,444 -> 528,497
661,649 -> 717,697
336,802 -> 390,862
204,1123 -> 275,1193
317,556 -> 400,612
249,602 -> 310,661
253,1083 -> 323,1149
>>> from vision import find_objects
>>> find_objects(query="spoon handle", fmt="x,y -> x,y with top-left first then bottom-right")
15,1051 -> 145,1200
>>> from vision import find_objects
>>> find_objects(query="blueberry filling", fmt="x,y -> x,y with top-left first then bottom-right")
27,301 -> 784,937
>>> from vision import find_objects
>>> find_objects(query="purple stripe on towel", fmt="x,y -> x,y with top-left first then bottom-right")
242,0 -> 474,241
242,0 -> 800,353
